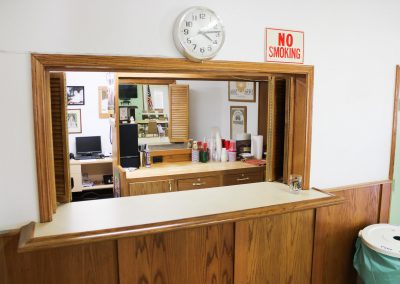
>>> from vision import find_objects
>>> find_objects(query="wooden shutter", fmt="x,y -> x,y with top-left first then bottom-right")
169,84 -> 189,142
266,77 -> 286,181
50,73 -> 71,203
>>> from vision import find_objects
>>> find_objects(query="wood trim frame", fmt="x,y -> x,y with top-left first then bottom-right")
31,54 -> 314,222
389,65 -> 400,180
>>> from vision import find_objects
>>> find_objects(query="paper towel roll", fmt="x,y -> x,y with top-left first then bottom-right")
251,135 -> 263,160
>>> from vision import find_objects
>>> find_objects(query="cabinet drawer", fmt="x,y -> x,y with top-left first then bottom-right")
129,179 -> 174,196
223,171 -> 263,186
177,175 -> 221,191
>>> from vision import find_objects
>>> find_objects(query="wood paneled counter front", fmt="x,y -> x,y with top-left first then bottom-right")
16,182 -> 343,283
119,161 -> 266,196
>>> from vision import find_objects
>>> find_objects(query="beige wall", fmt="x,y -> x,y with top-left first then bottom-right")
1,0 -> 400,229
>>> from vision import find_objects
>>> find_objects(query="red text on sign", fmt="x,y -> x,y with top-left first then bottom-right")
278,33 -> 293,47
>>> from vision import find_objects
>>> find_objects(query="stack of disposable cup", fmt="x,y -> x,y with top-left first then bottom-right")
251,135 -> 263,159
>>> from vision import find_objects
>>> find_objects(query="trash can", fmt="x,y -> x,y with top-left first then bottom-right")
354,224 -> 400,284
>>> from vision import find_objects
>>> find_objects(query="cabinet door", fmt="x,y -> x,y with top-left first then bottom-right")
169,84 -> 189,142
177,175 -> 221,191
223,170 -> 263,186
129,179 -> 174,196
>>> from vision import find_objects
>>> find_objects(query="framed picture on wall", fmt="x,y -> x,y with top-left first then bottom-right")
230,106 -> 247,139
228,81 -> 256,102
67,86 -> 85,105
67,109 -> 82,133
98,86 -> 110,119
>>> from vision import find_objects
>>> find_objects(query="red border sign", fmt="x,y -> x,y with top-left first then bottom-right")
265,28 -> 304,64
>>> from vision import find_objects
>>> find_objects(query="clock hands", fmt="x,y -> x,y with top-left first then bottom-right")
199,31 -> 213,41
188,30 -> 217,42
202,30 -> 222,34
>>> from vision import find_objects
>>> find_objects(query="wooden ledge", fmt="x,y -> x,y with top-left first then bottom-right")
18,185 -> 342,252
316,180 -> 392,193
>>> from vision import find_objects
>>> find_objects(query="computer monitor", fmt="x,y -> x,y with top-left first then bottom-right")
76,136 -> 102,155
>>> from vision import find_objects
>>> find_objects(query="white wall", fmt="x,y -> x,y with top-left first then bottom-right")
179,80 -> 258,141
66,72 -> 113,156
1,0 -> 400,230
143,85 -> 170,114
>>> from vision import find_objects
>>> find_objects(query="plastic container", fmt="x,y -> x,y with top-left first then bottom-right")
192,149 -> 199,163
228,151 -> 236,162
221,148 -> 228,162
354,224 -> 400,284
145,145 -> 151,168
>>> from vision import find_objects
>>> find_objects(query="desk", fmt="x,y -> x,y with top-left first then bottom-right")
70,158 -> 113,192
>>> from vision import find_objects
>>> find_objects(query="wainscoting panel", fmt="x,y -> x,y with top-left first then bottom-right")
0,181 -> 391,284
118,223 -> 234,284
312,181 -> 391,284
0,231 -> 119,284
235,209 -> 315,284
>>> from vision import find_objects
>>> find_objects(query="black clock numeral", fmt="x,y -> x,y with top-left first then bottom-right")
213,40 -> 218,45
200,13 -> 206,19
216,32 -> 220,37
192,44 -> 197,50
192,15 -> 198,21
185,21 -> 192,27
184,29 -> 189,35
200,47 -> 205,53
187,38 -> 192,44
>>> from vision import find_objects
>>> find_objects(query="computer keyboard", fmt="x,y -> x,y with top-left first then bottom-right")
75,155 -> 95,160
75,154 -> 105,160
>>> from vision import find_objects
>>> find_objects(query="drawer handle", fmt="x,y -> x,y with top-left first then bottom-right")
237,177 -> 250,181
169,180 -> 172,192
192,182 -> 206,186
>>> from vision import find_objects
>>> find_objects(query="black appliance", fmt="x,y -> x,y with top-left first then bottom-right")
75,136 -> 102,158
119,124 -> 140,168
119,84 -> 138,100
72,188 -> 114,202
103,174 -> 113,185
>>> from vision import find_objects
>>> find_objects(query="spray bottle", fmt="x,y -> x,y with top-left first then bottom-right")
145,144 -> 151,168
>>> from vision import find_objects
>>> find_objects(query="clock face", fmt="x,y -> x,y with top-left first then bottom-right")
173,7 -> 225,62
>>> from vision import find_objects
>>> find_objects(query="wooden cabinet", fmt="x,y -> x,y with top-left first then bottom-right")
177,175 -> 221,191
120,162 -> 266,197
223,170 -> 263,186
129,179 -> 174,196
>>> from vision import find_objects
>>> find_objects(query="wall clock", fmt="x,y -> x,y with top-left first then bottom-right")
173,6 -> 225,62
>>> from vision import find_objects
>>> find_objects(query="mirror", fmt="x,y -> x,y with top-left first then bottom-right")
118,83 -> 170,146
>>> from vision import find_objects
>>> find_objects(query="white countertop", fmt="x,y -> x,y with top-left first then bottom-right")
34,182 -> 331,238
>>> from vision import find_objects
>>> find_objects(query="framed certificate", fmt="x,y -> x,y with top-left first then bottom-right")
228,81 -> 256,102
230,106 -> 247,139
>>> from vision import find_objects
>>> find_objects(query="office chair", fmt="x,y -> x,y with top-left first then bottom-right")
147,120 -> 158,137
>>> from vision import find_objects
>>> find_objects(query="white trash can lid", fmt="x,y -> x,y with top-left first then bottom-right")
359,224 -> 400,258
